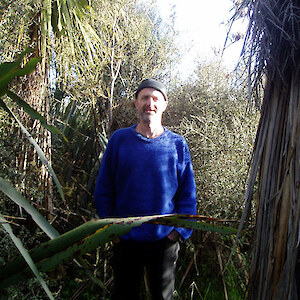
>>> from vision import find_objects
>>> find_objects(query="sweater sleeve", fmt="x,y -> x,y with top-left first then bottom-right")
94,138 -> 115,217
174,141 -> 197,240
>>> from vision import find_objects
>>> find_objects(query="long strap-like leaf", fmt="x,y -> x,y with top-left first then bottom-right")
0,214 -> 237,288
0,177 -> 59,239
6,90 -> 67,141
0,99 -> 65,203
0,177 -> 105,289
1,219 -> 54,299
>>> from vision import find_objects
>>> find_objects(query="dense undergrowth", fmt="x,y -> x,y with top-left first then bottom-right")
0,0 -> 259,297
0,60 -> 258,299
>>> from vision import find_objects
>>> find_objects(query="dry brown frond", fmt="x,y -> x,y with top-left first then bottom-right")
230,0 -> 300,106
228,1 -> 300,299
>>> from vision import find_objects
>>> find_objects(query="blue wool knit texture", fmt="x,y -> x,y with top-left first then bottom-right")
94,125 -> 197,241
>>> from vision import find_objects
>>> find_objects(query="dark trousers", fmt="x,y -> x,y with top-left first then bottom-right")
111,238 -> 180,300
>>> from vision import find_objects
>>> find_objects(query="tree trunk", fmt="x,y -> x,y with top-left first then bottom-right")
16,64 -> 54,221
247,69 -> 300,300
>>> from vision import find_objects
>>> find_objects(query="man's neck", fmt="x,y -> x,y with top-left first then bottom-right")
136,121 -> 164,139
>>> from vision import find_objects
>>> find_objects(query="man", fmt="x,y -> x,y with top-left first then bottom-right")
94,79 -> 197,300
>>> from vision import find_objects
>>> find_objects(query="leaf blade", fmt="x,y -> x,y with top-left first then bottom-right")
0,214 -> 238,287
5,90 -> 68,142
0,99 -> 66,203
0,177 -> 59,239
1,220 -> 54,299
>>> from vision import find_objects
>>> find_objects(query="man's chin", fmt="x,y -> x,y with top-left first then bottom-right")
141,114 -> 156,123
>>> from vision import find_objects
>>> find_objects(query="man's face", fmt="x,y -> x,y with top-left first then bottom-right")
135,88 -> 167,123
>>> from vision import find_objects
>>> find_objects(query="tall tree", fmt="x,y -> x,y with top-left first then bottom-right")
232,0 -> 300,299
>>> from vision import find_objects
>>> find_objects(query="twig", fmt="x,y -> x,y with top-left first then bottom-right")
215,235 -> 228,300
179,246 -> 201,289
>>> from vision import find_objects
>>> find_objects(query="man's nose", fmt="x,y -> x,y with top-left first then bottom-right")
146,96 -> 155,105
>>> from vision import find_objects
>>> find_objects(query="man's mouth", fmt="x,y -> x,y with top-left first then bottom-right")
144,108 -> 156,113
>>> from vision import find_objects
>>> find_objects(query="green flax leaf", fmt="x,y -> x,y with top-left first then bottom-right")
152,215 -> 238,235
0,48 -> 38,93
6,90 -> 68,142
14,57 -> 42,76
1,219 -> 54,299
0,214 -> 238,288
0,99 -> 65,203
0,177 -> 59,239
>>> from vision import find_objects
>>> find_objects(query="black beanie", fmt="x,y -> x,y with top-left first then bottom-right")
135,79 -> 168,101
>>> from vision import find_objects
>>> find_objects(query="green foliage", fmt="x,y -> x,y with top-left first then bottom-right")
0,0 -> 35,60
5,90 -> 66,139
0,213 -> 237,289
0,50 -> 66,206
0,0 -> 258,298
48,0 -> 178,220
0,109 -> 18,180
0,48 -> 40,95
0,49 -> 66,298
175,234 -> 249,300
0,177 -> 59,239
2,220 -> 54,299
52,0 -> 177,130
165,61 -> 259,220
0,0 -> 178,217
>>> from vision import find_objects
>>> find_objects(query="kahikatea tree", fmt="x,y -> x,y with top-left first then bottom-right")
232,0 -> 300,299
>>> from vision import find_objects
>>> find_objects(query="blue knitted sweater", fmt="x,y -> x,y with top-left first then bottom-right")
94,125 -> 197,241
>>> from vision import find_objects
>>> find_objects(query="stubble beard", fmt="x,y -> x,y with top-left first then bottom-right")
141,112 -> 152,123
140,110 -> 161,124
